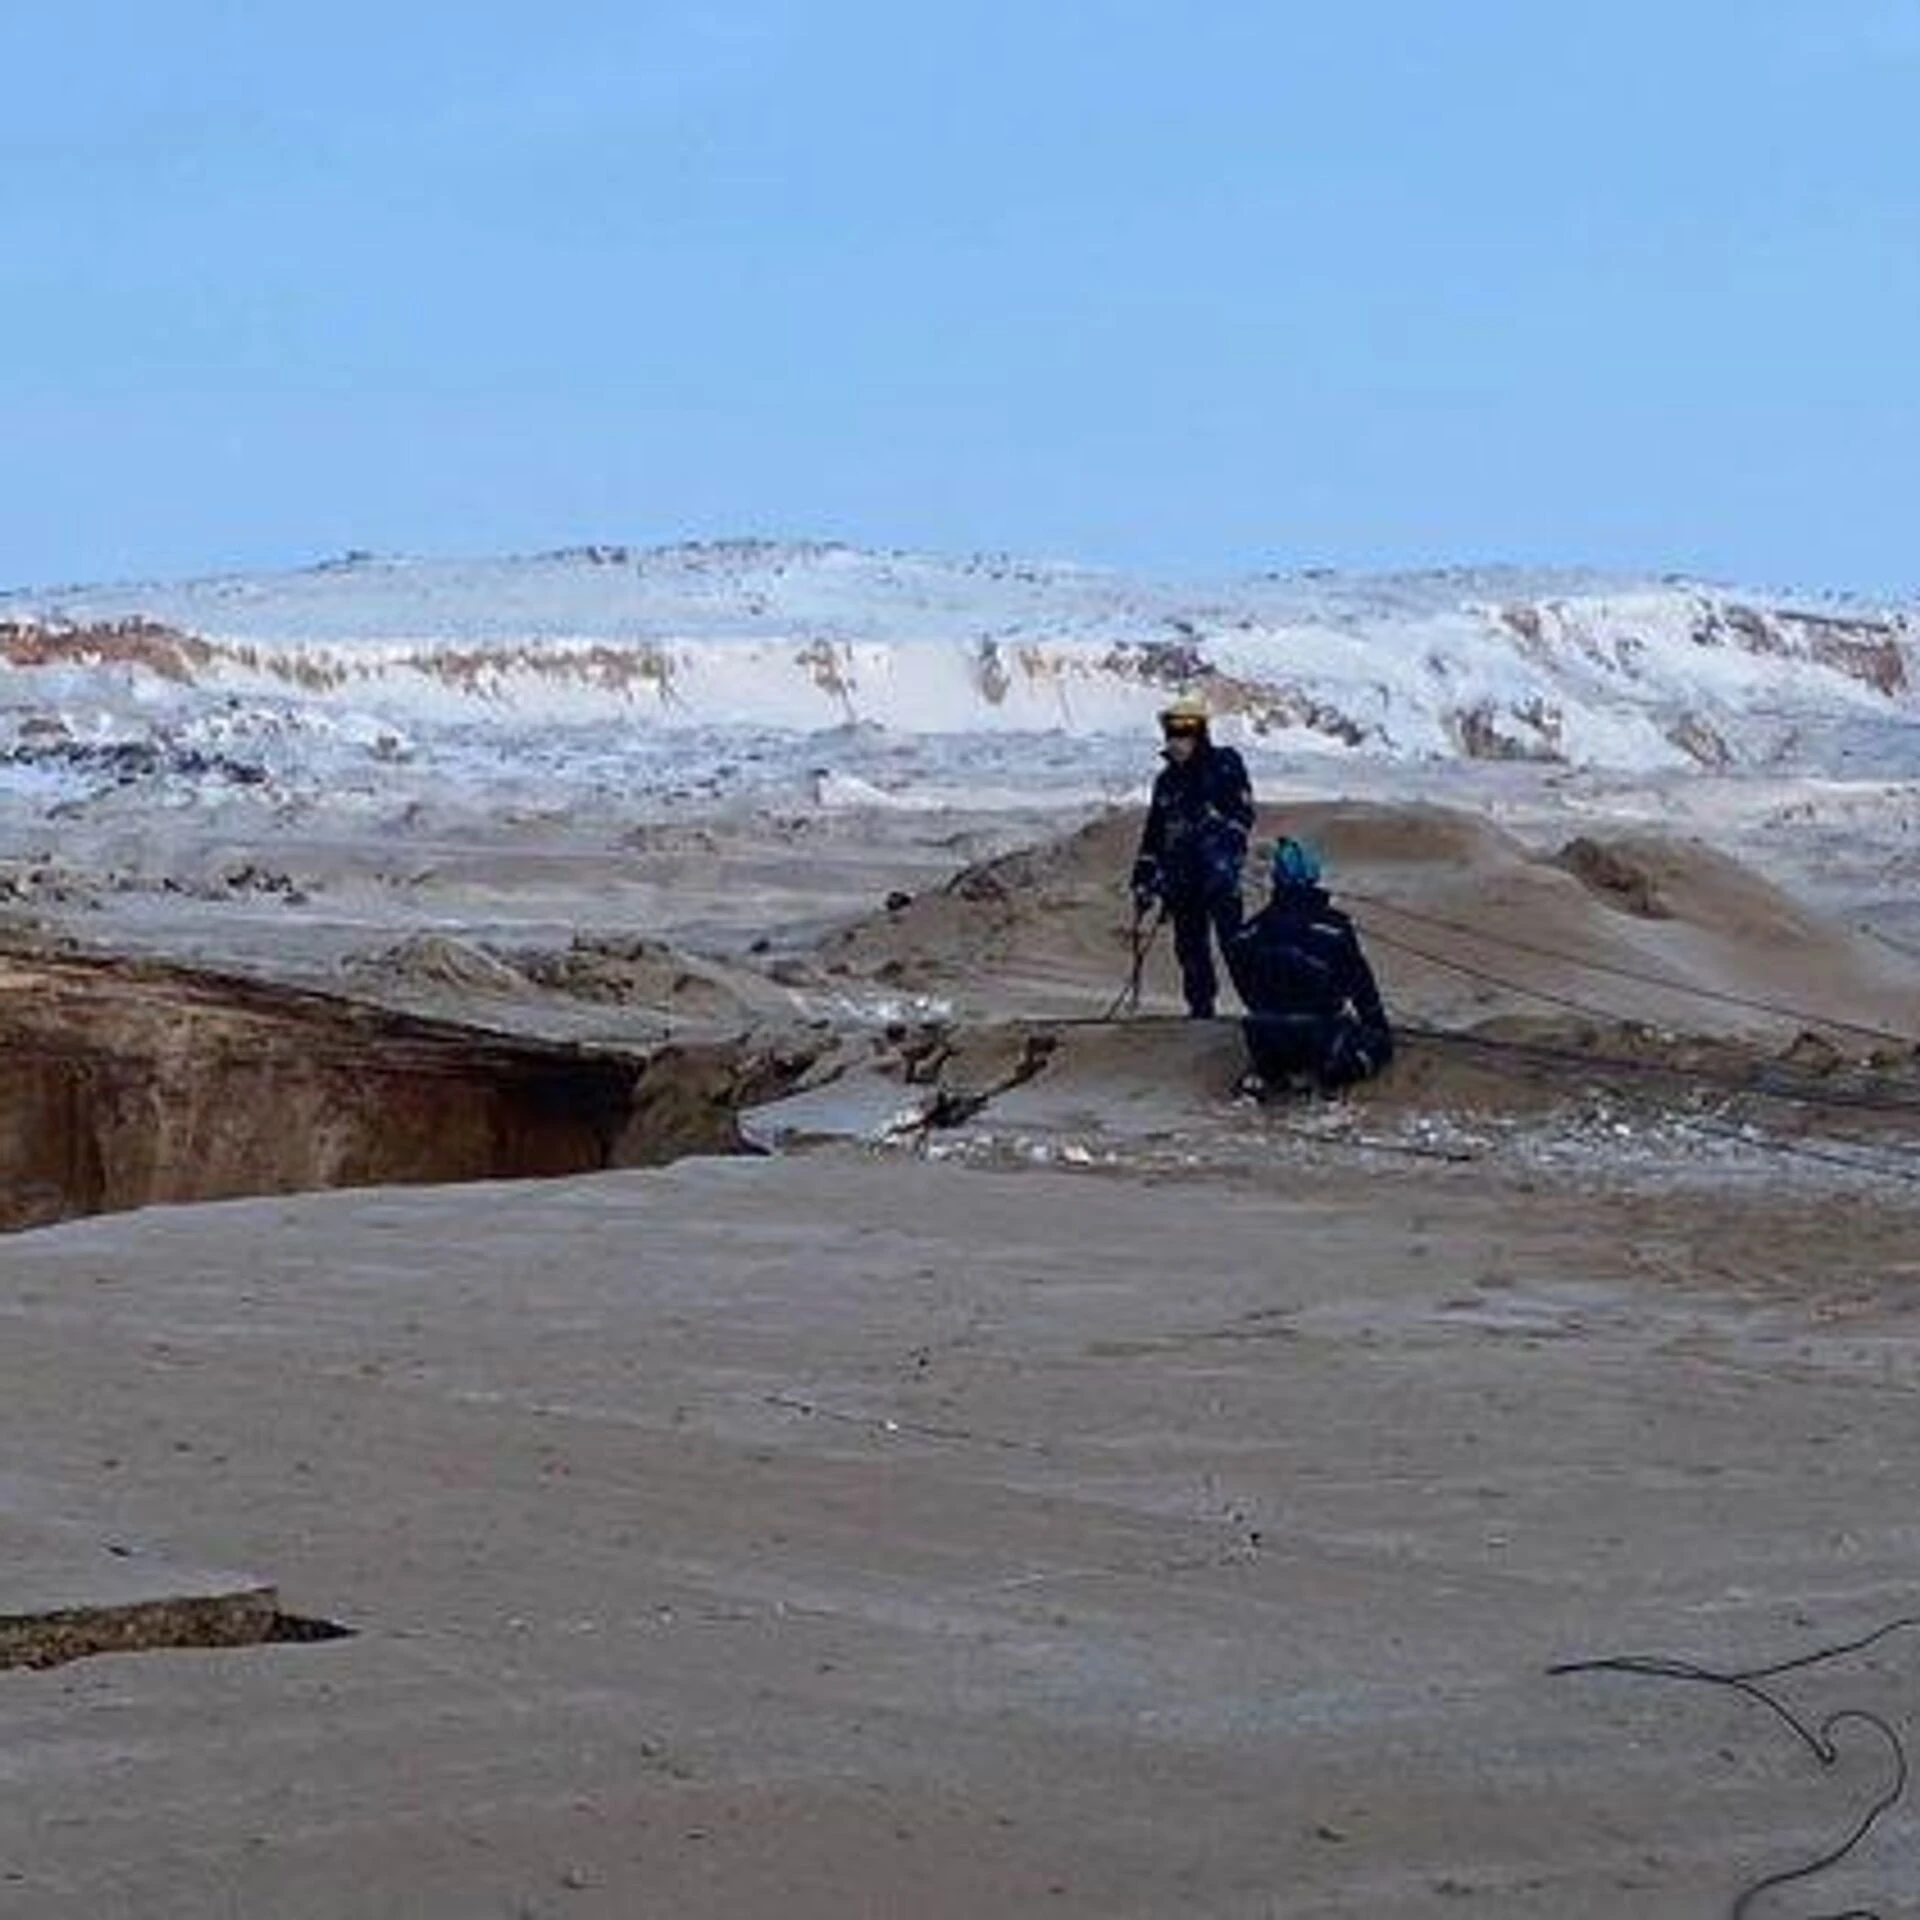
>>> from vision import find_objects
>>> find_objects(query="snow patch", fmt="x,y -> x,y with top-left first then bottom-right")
1,545 -> 1914,810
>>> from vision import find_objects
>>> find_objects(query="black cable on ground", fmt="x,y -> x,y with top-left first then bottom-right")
1395,1023 -> 1920,1181
1396,1019 -> 1920,1123
1345,889 -> 1918,1051
1056,957 -> 1920,1172
1672,1112 -> 1920,1187
1041,1006 -> 1920,1184
1349,896 -> 1920,1134
1369,924 -> 1912,1081
1552,1616 -> 1920,1918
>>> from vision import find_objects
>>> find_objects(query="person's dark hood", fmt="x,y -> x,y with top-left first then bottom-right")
1265,880 -> 1332,914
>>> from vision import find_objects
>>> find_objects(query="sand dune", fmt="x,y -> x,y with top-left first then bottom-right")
817,800 -> 1920,1047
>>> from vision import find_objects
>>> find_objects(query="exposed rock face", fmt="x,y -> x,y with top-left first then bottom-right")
0,617 -> 214,682
1706,602 -> 1908,696
0,948 -> 802,1231
1449,696 -> 1565,761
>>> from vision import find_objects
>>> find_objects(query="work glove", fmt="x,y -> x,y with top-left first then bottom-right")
1129,859 -> 1160,915
1209,815 -> 1249,860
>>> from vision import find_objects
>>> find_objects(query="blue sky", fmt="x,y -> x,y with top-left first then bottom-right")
3,1 -> 1915,591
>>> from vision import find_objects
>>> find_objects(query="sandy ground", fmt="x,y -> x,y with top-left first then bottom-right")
5,1150 -> 1920,1918
5,757 -> 1920,1916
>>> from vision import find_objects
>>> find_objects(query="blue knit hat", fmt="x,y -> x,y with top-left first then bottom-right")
1270,837 -> 1322,887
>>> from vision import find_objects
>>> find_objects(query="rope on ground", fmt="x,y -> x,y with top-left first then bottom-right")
1027,1008 -> 1920,1180
1345,889 -> 1918,1050
1391,1025 -> 1920,1182
1396,1019 -> 1920,1123
1099,905 -> 1166,1023
1670,1111 -> 1920,1187
1371,924 -> 1803,1053
1552,1615 -> 1920,1918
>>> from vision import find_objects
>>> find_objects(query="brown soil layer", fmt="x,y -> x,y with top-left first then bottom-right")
0,1589 -> 282,1672
0,942 -> 819,1230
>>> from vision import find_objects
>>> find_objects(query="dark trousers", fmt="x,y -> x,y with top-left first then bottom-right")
1168,887 -> 1243,1017
1242,1011 -> 1391,1090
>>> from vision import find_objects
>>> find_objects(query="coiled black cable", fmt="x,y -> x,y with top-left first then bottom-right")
1553,1616 -> 1920,1917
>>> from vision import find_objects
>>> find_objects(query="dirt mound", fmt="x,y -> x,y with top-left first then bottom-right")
513,935 -> 754,1020
1554,837 -> 1672,918
939,810 -> 1143,899
1324,810 -> 1920,1042
344,933 -> 527,995
342,931 -> 761,1027
1279,801 -> 1521,871
815,800 -> 1920,1044
1553,833 -> 1848,946
816,809 -> 1144,1009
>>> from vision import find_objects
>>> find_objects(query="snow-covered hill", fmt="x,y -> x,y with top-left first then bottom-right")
0,543 -> 1914,806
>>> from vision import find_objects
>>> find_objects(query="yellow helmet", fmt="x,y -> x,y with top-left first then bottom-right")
1158,691 -> 1210,730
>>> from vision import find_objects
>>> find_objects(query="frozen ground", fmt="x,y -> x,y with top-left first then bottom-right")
2,544 -> 1920,1916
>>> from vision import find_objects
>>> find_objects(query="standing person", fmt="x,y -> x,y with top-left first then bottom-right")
1129,692 -> 1254,1018
1225,837 -> 1393,1095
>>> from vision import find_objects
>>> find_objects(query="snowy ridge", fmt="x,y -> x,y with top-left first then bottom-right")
0,544 -> 1915,797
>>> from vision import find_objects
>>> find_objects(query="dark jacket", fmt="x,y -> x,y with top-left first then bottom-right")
1131,741 -> 1254,903
1226,884 -> 1391,1039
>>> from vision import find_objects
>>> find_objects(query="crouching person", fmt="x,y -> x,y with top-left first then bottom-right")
1225,838 -> 1393,1097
